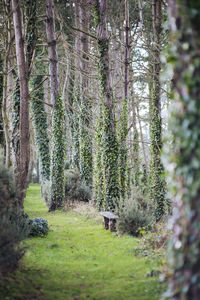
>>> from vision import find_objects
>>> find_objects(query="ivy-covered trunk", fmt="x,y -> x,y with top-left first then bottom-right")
93,103 -> 105,210
149,0 -> 166,221
94,0 -> 119,211
79,0 -> 93,187
46,0 -> 65,211
165,1 -> 200,298
118,0 -> 129,199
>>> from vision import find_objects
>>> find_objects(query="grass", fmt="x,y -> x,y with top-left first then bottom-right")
0,184 -> 165,300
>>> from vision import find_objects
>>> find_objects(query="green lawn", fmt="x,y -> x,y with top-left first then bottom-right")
0,184 -> 165,300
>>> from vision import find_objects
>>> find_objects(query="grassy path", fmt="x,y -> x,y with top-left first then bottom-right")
1,184 -> 164,300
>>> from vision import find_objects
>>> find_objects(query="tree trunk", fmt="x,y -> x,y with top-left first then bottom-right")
166,1 -> 200,298
79,0 -> 93,187
94,0 -> 119,210
149,0 -> 166,221
46,0 -> 65,211
12,0 -> 30,203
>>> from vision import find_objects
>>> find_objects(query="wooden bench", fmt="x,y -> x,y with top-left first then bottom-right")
99,211 -> 119,232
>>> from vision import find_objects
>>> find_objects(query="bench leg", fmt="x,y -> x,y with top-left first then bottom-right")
104,217 -> 109,230
109,219 -> 116,232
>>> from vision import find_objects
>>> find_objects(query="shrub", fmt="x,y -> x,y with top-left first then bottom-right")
29,218 -> 49,237
0,152 -> 30,274
116,189 -> 155,236
64,169 -> 92,202
133,222 -> 172,280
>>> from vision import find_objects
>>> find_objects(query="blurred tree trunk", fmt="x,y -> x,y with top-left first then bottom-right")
166,1 -> 200,298
12,0 -> 30,203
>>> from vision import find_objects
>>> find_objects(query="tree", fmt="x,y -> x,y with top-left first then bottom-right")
93,0 -> 119,210
46,0 -> 65,211
149,0 -> 166,221
165,0 -> 200,298
12,0 -> 30,203
79,0 -> 93,187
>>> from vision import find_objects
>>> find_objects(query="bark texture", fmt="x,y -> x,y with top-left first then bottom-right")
166,1 -> 200,299
12,0 -> 30,202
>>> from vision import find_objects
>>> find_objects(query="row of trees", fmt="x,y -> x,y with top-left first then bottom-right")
0,0 -> 168,217
1,0 -> 200,297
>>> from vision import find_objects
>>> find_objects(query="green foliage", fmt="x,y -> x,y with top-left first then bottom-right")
134,222 -> 170,260
0,153 -> 30,274
31,64 -> 50,183
116,189 -> 155,236
50,95 -> 65,210
29,218 -> 49,237
64,169 -> 91,202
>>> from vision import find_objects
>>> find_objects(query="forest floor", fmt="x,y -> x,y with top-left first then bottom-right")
0,184 -> 165,300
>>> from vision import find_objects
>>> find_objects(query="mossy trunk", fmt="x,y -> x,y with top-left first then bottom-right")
149,0 -> 166,221
46,0 -> 65,211
79,1 -> 93,186
166,1 -> 200,298
93,103 -> 105,210
31,62 -> 50,183
94,0 -> 119,211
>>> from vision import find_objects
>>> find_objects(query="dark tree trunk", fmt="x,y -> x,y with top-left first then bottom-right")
166,1 -> 200,298
12,0 -> 30,203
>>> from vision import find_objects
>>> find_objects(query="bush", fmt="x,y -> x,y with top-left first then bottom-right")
116,189 -> 155,236
29,218 -> 49,237
64,169 -> 92,202
0,152 -> 30,274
